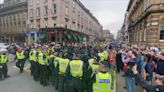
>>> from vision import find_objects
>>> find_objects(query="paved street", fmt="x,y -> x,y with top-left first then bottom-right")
0,62 -> 56,92
116,72 -> 144,92
0,62 -> 145,92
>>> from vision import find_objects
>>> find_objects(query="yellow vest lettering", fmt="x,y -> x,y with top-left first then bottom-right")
93,72 -> 112,92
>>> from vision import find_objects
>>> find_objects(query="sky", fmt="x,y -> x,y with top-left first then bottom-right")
0,0 -> 129,37
0,0 -> 2,4
81,0 -> 129,37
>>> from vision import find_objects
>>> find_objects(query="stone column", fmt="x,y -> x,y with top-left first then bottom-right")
35,33 -> 37,43
28,33 -> 31,45
60,32 -> 62,43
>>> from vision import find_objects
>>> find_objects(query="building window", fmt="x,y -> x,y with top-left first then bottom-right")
160,24 -> 164,40
44,6 -> 48,15
30,9 -> 33,17
72,11 -> 75,20
73,1 -> 75,7
52,4 -> 56,14
54,24 -> 56,27
36,7 -> 40,16
65,7 -> 69,16
44,19 -> 48,28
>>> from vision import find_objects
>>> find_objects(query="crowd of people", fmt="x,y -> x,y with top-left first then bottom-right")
0,42 -> 164,92
0,43 -> 115,92
115,45 -> 164,92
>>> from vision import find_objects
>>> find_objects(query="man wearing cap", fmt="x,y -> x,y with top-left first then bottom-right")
29,48 -> 37,76
92,61 -> 112,92
0,50 -> 9,80
16,48 -> 25,73
98,48 -> 105,62
57,53 -> 70,92
69,54 -> 87,92
38,49 -> 48,86
50,52 -> 59,90
87,56 -> 99,92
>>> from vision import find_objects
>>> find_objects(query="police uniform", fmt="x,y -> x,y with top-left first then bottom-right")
52,55 -> 60,89
58,54 -> 70,92
0,52 -> 8,80
16,50 -> 25,73
33,49 -> 40,81
98,52 -> 105,62
29,49 -> 37,76
69,59 -> 86,92
87,58 -> 99,92
38,51 -> 48,86
93,72 -> 112,92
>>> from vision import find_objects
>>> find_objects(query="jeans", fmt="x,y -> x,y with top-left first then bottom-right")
126,77 -> 135,92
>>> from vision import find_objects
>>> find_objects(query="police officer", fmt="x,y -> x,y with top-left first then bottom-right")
0,50 -> 9,80
92,62 -> 112,92
16,48 -> 25,73
33,48 -> 40,81
48,51 -> 55,85
58,53 -> 70,92
52,52 -> 62,90
87,57 -> 99,92
98,49 -> 105,62
38,49 -> 48,86
69,54 -> 86,92
29,48 -> 37,76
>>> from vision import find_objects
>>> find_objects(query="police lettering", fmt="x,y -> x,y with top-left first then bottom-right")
99,79 -> 110,83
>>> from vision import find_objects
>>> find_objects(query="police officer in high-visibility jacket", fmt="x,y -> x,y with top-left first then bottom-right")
58,53 -> 70,92
87,57 -> 99,92
0,50 -> 9,80
98,49 -> 105,62
92,62 -> 112,92
16,48 -> 25,73
69,54 -> 86,92
52,52 -> 62,90
29,48 -> 37,76
38,50 -> 48,86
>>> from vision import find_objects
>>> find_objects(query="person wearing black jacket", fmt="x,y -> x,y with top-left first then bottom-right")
132,64 -> 164,92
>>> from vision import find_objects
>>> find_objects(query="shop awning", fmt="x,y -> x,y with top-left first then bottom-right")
77,35 -> 83,42
39,32 -> 46,39
66,32 -> 72,40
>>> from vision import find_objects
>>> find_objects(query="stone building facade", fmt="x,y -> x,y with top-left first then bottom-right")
127,0 -> 164,49
28,0 -> 102,43
0,0 -> 28,43
102,30 -> 114,42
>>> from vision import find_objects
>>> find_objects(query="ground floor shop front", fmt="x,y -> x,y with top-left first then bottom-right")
27,27 -> 90,45
0,34 -> 27,44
